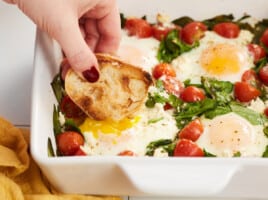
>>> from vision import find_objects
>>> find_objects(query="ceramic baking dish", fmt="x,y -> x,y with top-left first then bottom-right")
31,0 -> 268,198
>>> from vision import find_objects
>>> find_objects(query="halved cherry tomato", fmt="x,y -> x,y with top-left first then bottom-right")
152,63 -> 176,79
247,43 -> 266,63
241,69 -> 260,87
180,21 -> 207,45
60,95 -> 85,118
118,150 -> 136,156
75,148 -> 87,156
173,139 -> 204,157
213,22 -> 240,38
164,103 -> 173,110
260,29 -> 268,48
124,18 -> 153,38
56,131 -> 84,156
152,25 -> 172,41
259,65 -> 268,86
178,119 -> 204,142
162,76 -> 184,97
234,82 -> 260,102
264,107 -> 268,118
180,86 -> 205,102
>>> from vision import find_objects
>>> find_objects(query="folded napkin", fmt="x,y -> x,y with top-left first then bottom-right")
0,117 -> 122,200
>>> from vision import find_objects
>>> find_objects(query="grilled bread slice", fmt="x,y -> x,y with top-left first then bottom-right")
65,53 -> 152,121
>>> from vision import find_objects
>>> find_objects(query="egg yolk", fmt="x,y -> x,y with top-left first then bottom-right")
206,113 -> 254,154
200,43 -> 245,75
79,116 -> 140,138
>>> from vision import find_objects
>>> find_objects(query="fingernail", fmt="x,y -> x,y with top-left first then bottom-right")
82,67 -> 99,83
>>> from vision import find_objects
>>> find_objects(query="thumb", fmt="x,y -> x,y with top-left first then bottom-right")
54,18 -> 99,82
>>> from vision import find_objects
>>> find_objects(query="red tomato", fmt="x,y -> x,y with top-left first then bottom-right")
178,119 -> 204,142
60,95 -> 85,118
163,103 -> 173,110
241,69 -> 260,88
180,86 -> 205,102
152,63 -> 176,79
118,150 -> 136,156
173,139 -> 204,157
56,131 -> 84,156
60,58 -> 70,80
260,29 -> 268,48
213,22 -> 240,38
234,82 -> 260,102
247,43 -> 266,63
162,76 -> 184,97
152,25 -> 172,41
264,107 -> 268,118
180,22 -> 207,45
259,65 -> 268,86
124,18 -> 153,38
75,148 -> 87,156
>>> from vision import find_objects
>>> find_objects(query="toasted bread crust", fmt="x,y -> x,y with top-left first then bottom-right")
65,53 -> 152,121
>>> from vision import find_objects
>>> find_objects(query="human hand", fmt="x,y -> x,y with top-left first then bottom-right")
4,0 -> 121,82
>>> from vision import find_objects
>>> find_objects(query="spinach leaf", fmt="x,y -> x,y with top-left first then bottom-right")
172,16 -> 194,27
53,105 -> 62,136
201,77 -> 233,105
203,149 -> 217,157
230,102 -> 267,125
262,145 -> 268,157
47,137 -> 55,157
204,105 -> 231,119
51,73 -> 65,104
252,19 -> 268,44
202,14 -> 234,30
146,139 -> 174,156
157,29 -> 199,63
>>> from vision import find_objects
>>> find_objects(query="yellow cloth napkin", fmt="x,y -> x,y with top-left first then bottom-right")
0,117 -> 122,200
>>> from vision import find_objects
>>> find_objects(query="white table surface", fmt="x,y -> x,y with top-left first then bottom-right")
0,2 -> 255,200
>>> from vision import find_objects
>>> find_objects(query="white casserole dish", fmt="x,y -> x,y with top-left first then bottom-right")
31,0 -> 268,198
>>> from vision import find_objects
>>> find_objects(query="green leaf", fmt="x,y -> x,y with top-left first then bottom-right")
204,105 -> 231,119
47,137 -> 55,157
201,77 -> 233,105
233,151 -> 241,157
53,105 -> 62,136
145,139 -> 173,156
64,118 -> 82,134
148,117 -> 164,124
230,102 -> 266,125
262,145 -> 268,157
202,14 -> 234,30
120,13 -> 126,28
203,149 -> 216,157
172,16 -> 194,27
51,73 -> 65,104
157,29 -> 199,63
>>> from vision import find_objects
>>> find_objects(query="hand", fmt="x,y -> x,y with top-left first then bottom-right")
5,0 -> 121,82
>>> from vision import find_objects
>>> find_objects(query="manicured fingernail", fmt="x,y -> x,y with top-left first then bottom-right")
82,67 -> 99,83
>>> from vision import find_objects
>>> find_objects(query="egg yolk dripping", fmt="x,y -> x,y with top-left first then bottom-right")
79,116 -> 140,138
200,43 -> 245,75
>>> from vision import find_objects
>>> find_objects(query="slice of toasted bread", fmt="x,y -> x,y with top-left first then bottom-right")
64,53 -> 152,121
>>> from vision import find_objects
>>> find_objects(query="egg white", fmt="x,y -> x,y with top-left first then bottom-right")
171,30 -> 255,84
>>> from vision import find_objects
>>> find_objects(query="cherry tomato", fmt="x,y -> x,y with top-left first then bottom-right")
152,63 -> 176,79
163,103 -> 173,110
56,131 -> 84,156
60,58 -> 71,80
162,76 -> 184,97
60,95 -> 85,118
260,29 -> 268,48
173,139 -> 204,157
180,21 -> 207,45
178,119 -> 204,142
124,18 -> 153,38
234,82 -> 260,102
264,107 -> 268,118
213,22 -> 240,38
241,69 -> 260,88
247,43 -> 266,63
75,148 -> 87,156
152,25 -> 172,41
259,65 -> 268,86
118,150 -> 136,156
180,86 -> 205,102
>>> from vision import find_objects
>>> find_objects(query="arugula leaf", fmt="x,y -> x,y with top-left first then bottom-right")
53,105 -> 62,136
145,139 -> 173,156
157,29 -> 199,63
201,77 -> 233,105
172,16 -> 194,27
47,137 -> 55,157
202,14 -> 234,30
64,118 -> 82,134
230,102 -> 267,125
204,105 -> 231,119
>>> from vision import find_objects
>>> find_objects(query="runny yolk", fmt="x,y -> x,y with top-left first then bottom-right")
200,43 -> 244,75
79,116 -> 141,138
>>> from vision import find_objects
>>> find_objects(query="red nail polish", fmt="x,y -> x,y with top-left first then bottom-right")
82,67 -> 99,83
